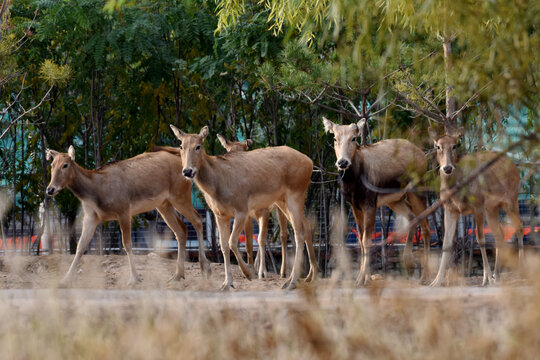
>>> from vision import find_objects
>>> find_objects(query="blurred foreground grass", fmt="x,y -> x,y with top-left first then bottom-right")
0,254 -> 539,360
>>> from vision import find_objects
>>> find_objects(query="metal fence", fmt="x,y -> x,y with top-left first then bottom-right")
1,187 -> 538,279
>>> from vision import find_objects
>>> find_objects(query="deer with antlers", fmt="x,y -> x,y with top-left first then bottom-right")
170,125 -> 317,290
323,117 -> 432,285
217,134 -> 290,278
428,127 -> 523,286
46,145 -> 211,286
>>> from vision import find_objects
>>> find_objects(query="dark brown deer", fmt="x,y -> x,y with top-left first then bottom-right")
46,145 -> 211,286
217,134 -> 290,278
323,117 -> 432,286
428,127 -> 523,286
170,125 -> 317,290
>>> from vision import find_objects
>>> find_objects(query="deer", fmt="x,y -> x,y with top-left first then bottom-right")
217,134 -> 290,278
428,127 -> 524,286
170,125 -> 317,290
45,145 -> 211,287
323,117 -> 432,286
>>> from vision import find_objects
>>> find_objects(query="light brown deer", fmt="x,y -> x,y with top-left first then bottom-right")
428,127 -> 523,286
46,145 -> 211,286
170,125 -> 317,290
217,134 -> 290,278
323,117 -> 432,286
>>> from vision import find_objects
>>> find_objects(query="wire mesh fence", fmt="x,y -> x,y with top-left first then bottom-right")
1,181 -> 538,280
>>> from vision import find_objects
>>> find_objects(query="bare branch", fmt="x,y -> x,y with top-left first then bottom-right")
369,102 -> 394,118
347,99 -> 363,118
450,80 -> 493,120
0,0 -> 8,22
0,85 -> 55,140
395,91 -> 444,122
366,91 -> 388,116
404,73 -> 446,119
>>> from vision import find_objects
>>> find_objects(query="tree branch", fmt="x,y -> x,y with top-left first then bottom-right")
395,91 -> 444,122
0,85 -> 55,140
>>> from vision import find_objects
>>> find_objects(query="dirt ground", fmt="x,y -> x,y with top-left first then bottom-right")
0,253 -> 289,291
0,252 -> 527,292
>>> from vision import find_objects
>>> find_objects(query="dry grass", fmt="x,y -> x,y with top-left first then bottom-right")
0,252 -> 539,360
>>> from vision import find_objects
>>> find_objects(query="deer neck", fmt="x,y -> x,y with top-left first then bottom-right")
67,163 -> 99,202
194,152 -> 219,197
341,151 -> 361,184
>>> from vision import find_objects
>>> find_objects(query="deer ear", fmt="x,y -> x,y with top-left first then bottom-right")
170,124 -> 186,140
46,149 -> 58,161
350,123 -> 360,136
199,126 -> 209,140
322,117 -> 335,134
245,139 -> 253,149
452,127 -> 464,139
216,134 -> 229,148
68,145 -> 76,161
428,127 -> 440,142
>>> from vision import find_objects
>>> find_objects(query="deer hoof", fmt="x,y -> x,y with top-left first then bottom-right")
168,273 -> 185,283
419,269 -> 431,285
304,270 -> 317,283
219,283 -> 235,291
283,281 -> 297,290
58,277 -> 73,288
127,274 -> 141,287
355,272 -> 370,287
201,261 -> 212,279
281,278 -> 291,289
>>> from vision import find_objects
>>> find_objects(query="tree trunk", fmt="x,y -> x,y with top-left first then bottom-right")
39,126 -> 52,253
11,124 -> 16,251
68,215 -> 77,255
443,38 -> 457,130
91,69 -> 104,255
174,72 -> 183,128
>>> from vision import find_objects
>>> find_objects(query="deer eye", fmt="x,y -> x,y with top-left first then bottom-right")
452,145 -> 457,150
179,145 -> 183,150
436,145 -> 441,151
62,164 -> 68,169
195,145 -> 201,151
351,137 -> 357,143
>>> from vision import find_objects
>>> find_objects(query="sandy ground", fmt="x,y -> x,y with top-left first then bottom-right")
0,253 -> 527,296
0,253 -> 287,291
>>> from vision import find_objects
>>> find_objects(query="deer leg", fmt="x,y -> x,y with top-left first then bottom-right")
487,208 -> 505,283
229,213 -> 255,280
303,217 -> 318,283
215,216 -> 234,290
281,196 -> 306,290
351,207 -> 364,242
409,193 -> 432,284
506,199 -> 524,268
256,210 -> 270,279
387,200 -> 417,277
356,208 -> 375,286
157,203 -> 188,282
473,210 -> 493,286
60,212 -> 99,287
179,205 -> 211,278
351,207 -> 364,284
430,208 -> 458,287
118,215 -> 139,287
244,217 -> 254,266
277,208 -> 289,278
